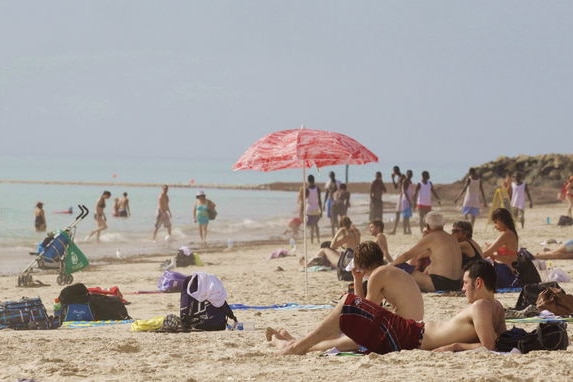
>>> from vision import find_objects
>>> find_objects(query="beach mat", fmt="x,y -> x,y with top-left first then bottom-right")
229,303 -> 333,310
61,319 -> 134,329
505,317 -> 573,324
434,287 -> 521,297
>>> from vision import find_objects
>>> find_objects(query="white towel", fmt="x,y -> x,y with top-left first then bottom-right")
188,272 -> 228,307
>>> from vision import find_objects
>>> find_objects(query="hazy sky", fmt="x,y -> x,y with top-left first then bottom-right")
1,1 -> 571,169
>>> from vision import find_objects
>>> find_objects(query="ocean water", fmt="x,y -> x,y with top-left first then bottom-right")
0,154 -> 468,274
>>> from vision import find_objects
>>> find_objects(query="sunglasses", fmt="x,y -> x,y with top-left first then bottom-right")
451,229 -> 464,234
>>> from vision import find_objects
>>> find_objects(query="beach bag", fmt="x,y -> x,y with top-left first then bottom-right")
157,270 -> 187,292
175,247 -> 196,268
495,322 -> 568,353
512,248 -> 542,287
0,297 -> 59,330
180,273 -> 237,331
536,287 -> 573,316
58,283 -> 90,305
515,282 -> 562,310
557,215 -> 573,226
63,304 -> 95,321
337,248 -> 354,282
207,201 -> 217,220
88,294 -> 131,320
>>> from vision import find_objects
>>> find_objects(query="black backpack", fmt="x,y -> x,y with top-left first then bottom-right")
495,322 -> 569,353
513,248 -> 542,287
180,273 -> 237,331
337,248 -> 354,282
557,215 -> 573,226
58,283 -> 90,305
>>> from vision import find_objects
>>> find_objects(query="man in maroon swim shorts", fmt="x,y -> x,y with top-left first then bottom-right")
340,294 -> 424,354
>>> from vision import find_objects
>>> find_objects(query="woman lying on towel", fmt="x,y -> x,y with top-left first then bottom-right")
535,239 -> 573,260
481,208 -> 519,288
303,216 -> 360,268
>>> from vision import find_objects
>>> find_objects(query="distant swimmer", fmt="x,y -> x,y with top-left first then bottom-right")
54,207 -> 73,214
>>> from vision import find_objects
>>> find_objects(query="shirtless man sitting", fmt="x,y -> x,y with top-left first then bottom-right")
303,216 -> 360,268
369,219 -> 393,263
268,241 -> 423,354
392,211 -> 462,292
274,259 -> 506,355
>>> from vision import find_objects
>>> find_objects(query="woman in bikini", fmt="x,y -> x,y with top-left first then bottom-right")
304,216 -> 360,268
451,220 -> 483,268
85,190 -> 111,243
481,207 -> 519,288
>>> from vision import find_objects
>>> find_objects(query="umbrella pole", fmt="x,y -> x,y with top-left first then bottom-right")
303,166 -> 308,298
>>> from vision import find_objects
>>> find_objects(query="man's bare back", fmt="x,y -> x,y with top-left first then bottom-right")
393,212 -> 462,291
365,265 -> 423,321
422,298 -> 506,351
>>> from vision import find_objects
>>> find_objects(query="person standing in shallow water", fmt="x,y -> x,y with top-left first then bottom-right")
152,185 -> 172,241
117,192 -> 131,217
85,190 -> 111,243
34,201 -> 47,232
193,190 -> 216,247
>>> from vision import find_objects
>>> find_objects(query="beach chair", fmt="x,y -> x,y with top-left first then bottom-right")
19,205 -> 90,287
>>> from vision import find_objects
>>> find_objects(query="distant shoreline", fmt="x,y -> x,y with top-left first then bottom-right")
1,178 -> 560,205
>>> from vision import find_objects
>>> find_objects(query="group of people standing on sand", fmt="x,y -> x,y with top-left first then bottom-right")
297,171 -> 350,245
82,185 -> 216,246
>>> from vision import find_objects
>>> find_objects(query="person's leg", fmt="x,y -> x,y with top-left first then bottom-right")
403,216 -> 411,234
535,245 -> 573,259
469,213 -> 476,227
94,217 -> 107,242
418,209 -> 425,232
330,214 -> 337,238
390,212 -> 400,234
308,334 -> 359,353
411,271 -> 435,292
272,297 -> 346,355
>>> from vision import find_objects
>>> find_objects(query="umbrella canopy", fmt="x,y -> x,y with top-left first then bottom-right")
232,128 -> 378,172
232,127 -> 378,297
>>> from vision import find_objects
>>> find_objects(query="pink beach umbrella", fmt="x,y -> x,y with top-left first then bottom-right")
232,126 -> 378,295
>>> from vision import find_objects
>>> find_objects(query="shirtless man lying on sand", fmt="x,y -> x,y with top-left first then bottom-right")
269,258 -> 506,355
268,241 -> 424,353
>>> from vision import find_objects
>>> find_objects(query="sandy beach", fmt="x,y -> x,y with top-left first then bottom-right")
1,199 -> 573,381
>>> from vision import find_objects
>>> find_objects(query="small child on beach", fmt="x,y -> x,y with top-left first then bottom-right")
284,217 -> 302,238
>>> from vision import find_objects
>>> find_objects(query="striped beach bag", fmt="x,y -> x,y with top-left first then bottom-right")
0,297 -> 60,330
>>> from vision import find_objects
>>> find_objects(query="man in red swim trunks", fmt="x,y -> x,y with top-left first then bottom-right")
272,259 -> 506,355
267,241 -> 424,354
